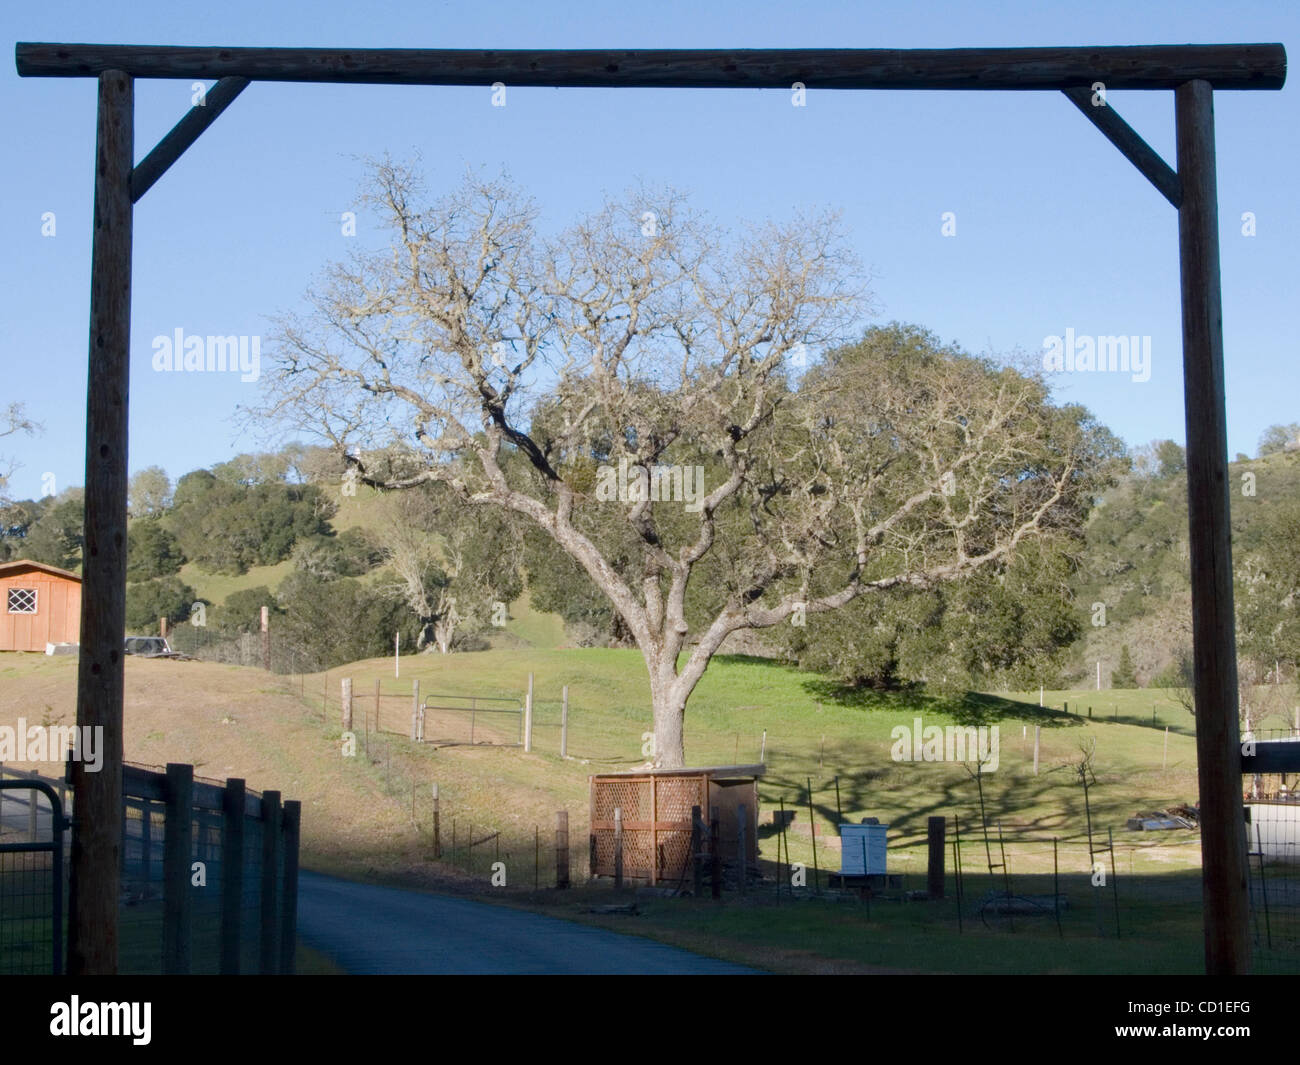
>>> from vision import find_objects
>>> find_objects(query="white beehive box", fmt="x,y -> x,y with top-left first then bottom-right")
839,823 -> 888,875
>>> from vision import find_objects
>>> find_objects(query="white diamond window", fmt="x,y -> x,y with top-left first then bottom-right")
7,588 -> 37,614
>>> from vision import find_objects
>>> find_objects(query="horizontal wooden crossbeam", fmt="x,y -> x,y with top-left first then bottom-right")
15,42 -> 1286,90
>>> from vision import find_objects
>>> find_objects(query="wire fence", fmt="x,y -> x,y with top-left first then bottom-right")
0,761 -> 299,975
116,762 -> 298,975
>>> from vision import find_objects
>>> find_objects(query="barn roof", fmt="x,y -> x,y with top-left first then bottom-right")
0,559 -> 82,582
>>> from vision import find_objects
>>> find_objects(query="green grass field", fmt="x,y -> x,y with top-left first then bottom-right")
10,576 -> 1291,973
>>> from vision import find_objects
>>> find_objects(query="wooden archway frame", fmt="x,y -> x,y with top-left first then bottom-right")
16,41 -> 1287,974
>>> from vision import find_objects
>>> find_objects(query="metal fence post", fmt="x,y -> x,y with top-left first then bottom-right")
556,810 -> 570,889
524,673 -> 534,752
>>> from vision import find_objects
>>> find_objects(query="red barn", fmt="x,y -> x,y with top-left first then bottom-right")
0,560 -> 82,652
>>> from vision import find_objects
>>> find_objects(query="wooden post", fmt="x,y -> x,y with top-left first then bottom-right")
927,816 -> 946,899
140,802 -> 151,883
691,804 -> 703,897
410,679 -> 420,742
68,68 -> 133,977
374,678 -> 380,733
560,685 -> 568,759
159,616 -> 168,640
555,810 -> 570,889
1177,77 -> 1248,975
737,803 -> 747,895
613,806 -> 623,889
220,778 -> 245,974
649,773 -> 657,886
260,604 -> 270,671
341,677 -> 353,732
524,672 -> 534,752
280,799 -> 300,975
1033,726 -> 1041,776
162,763 -> 193,975
710,806 -> 721,899
260,790 -> 282,974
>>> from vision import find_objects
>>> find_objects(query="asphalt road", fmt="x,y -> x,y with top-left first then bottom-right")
296,871 -> 754,975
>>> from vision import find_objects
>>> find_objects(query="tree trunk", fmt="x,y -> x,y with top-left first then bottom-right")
650,687 -> 686,769
433,615 -> 454,655
644,647 -> 692,768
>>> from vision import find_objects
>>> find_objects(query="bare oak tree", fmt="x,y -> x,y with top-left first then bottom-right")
258,164 -> 1115,767
0,402 -> 41,504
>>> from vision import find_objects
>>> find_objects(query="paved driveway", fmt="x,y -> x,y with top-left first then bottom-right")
297,871 -> 755,975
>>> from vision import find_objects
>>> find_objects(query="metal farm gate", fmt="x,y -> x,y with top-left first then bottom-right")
0,778 -> 68,974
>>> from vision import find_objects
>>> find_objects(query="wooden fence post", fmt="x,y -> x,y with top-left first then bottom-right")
261,605 -> 270,671
1177,78 -> 1249,974
613,806 -> 623,889
374,678 -> 381,733
410,679 -> 420,742
280,799 -> 301,975
68,70 -> 133,978
163,763 -> 193,975
259,790 -> 282,974
141,802 -> 151,883
691,804 -> 703,897
524,672 -> 534,752
927,816 -> 946,899
555,810 -> 570,889
220,778 -> 245,974
560,685 -> 568,759
341,677 -> 352,732
710,807 -> 721,899
1033,726 -> 1041,776
737,803 -> 747,895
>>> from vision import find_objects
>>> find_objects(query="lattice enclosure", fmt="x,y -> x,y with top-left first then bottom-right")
590,772 -> 724,884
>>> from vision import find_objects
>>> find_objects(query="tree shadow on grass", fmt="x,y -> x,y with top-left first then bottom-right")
799,678 -> 1083,729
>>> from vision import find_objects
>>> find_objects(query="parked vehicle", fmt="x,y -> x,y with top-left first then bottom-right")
124,636 -> 177,658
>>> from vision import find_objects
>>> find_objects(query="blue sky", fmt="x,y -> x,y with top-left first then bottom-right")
3,0 -> 1297,498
